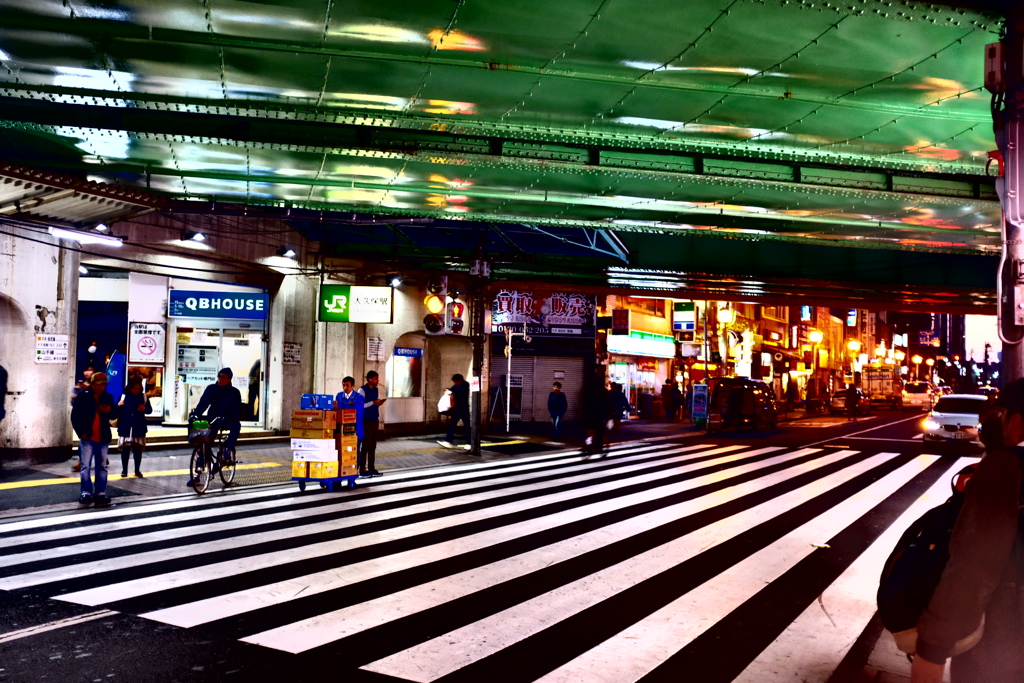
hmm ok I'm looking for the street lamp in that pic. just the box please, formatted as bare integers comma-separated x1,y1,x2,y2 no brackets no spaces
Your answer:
925,357,935,383
808,329,824,407
911,354,923,380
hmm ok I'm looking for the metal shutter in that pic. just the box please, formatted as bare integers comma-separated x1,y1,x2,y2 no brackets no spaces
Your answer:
534,357,584,422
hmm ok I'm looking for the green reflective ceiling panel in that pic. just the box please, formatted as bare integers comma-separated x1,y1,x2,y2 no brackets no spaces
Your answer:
0,0,1005,255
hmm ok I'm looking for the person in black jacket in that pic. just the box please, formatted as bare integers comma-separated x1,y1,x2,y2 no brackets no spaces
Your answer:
582,368,611,455
117,377,153,478
548,382,568,439
438,374,471,450
191,368,242,460
69,372,119,507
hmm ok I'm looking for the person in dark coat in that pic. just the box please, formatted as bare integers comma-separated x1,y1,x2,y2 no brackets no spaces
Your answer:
845,384,859,421
70,372,119,507
661,380,678,422
358,370,386,475
583,369,611,455
439,374,471,451
548,382,568,439
609,382,630,432
117,377,152,478
191,368,242,458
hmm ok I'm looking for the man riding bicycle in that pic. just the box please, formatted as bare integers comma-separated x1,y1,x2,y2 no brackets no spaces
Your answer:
190,368,242,463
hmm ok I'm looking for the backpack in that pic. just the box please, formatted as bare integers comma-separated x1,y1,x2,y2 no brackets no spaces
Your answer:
877,462,981,655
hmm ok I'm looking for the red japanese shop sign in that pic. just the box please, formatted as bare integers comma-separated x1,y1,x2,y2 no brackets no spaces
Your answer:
491,290,596,338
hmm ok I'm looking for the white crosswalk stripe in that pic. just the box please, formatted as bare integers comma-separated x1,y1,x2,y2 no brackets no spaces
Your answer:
0,441,959,682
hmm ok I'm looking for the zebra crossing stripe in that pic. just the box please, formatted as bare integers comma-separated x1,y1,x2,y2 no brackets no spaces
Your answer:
239,449,862,654
0,443,720,568
129,447,795,625
46,445,764,603
0,609,117,644
358,453,922,682
731,456,973,683
514,454,932,683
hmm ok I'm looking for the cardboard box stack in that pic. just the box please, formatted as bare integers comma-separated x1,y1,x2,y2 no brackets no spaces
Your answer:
290,408,359,480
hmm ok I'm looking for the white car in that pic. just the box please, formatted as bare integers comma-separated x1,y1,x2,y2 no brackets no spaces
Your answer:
902,381,935,411
922,394,989,445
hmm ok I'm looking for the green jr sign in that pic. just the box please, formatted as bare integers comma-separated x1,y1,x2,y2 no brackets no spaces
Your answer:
318,285,394,323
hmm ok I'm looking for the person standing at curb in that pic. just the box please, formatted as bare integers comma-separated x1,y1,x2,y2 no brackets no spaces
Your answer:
911,378,1024,682
117,377,152,478
548,382,568,439
358,370,385,476
70,372,119,507
439,374,471,451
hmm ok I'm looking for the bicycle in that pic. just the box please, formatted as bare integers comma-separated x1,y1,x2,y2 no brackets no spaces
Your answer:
187,417,237,493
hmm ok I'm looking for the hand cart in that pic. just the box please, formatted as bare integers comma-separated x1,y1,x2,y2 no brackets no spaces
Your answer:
293,474,360,492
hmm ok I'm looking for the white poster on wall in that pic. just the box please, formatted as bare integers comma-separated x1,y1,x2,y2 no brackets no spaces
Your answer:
283,342,301,365
176,345,219,384
35,334,69,363
129,323,166,364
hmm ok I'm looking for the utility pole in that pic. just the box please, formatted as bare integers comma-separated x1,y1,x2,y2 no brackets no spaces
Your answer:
468,245,490,457
994,7,1024,382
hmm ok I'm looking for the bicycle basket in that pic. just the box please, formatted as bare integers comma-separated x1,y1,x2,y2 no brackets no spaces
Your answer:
188,420,213,445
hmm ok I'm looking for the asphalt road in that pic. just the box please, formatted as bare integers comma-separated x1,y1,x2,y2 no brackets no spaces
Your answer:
0,410,979,683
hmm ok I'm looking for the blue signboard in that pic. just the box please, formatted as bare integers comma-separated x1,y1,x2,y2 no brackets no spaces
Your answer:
394,347,423,358
168,290,269,319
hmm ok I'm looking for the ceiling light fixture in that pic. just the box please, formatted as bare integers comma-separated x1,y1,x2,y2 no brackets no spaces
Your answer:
94,223,109,232
49,226,123,247
182,230,206,242
79,265,89,275
387,272,403,288
276,246,297,258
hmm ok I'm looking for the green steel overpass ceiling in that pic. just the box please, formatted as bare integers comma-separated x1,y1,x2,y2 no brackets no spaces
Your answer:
0,0,1007,256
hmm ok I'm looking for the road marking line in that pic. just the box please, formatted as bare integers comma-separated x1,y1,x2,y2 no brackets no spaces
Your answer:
805,414,924,449
844,437,922,443
0,610,117,644
0,463,282,491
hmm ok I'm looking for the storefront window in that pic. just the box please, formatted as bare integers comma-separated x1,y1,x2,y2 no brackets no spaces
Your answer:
387,347,423,398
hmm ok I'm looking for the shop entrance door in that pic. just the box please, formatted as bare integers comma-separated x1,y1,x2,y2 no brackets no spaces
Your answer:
222,329,265,425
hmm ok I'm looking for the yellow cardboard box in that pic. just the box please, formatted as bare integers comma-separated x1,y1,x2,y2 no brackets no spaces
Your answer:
340,450,357,467
290,427,335,439
290,413,336,430
319,461,340,478
292,409,328,419
291,461,309,478
340,464,359,478
339,408,358,424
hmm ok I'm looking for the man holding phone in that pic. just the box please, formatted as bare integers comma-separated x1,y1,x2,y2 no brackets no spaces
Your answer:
357,370,386,477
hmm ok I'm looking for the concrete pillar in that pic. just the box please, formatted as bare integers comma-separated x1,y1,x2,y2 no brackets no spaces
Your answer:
998,8,1024,383
0,225,79,464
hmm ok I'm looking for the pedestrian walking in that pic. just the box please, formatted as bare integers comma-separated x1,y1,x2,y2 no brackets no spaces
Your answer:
438,374,472,450
117,377,152,478
609,382,630,432
358,370,386,476
583,369,611,455
548,382,568,439
661,380,678,422
69,372,119,507
845,384,859,421
912,378,1024,682
785,379,800,414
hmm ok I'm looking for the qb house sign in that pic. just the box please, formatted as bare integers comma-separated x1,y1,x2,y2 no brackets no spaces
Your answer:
318,285,394,323
168,290,269,319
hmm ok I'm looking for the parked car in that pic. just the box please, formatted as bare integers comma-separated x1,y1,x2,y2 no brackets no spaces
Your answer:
902,381,935,411
829,387,872,416
922,394,989,446
706,378,778,432
977,385,999,398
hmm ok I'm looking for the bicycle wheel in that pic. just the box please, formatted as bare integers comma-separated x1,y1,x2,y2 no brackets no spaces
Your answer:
190,446,211,494
218,446,236,485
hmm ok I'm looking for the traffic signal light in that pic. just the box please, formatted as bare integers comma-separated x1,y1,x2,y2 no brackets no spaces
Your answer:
447,299,466,335
423,276,447,335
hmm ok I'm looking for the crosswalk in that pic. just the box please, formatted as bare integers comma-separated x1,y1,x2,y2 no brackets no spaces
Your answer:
0,440,976,682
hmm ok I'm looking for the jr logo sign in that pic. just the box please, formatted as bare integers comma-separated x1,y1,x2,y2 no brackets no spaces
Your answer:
323,294,348,314
318,285,393,323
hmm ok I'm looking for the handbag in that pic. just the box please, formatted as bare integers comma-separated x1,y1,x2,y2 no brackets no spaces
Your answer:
437,390,453,415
